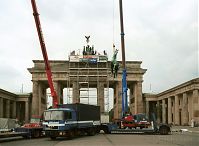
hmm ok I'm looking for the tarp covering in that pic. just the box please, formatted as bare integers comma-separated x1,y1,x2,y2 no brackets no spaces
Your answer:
0,118,16,129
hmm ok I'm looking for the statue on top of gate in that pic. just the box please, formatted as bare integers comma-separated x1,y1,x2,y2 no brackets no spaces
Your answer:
111,44,119,78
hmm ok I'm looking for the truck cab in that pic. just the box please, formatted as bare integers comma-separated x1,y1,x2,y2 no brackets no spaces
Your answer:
43,108,77,131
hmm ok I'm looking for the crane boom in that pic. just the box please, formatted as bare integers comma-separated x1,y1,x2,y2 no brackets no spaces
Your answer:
119,0,128,116
31,0,58,108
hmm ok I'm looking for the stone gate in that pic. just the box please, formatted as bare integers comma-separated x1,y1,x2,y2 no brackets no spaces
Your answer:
28,55,146,120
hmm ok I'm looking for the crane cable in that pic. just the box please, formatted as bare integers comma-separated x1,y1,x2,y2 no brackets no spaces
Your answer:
112,0,116,52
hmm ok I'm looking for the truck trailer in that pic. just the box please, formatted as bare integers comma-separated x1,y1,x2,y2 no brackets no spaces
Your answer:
43,103,101,139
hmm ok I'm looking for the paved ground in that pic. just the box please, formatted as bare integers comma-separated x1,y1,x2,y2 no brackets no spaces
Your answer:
0,129,198,146
171,126,199,133
0,126,198,146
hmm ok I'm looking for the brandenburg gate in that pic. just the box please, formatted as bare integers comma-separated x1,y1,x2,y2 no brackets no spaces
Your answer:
28,51,146,120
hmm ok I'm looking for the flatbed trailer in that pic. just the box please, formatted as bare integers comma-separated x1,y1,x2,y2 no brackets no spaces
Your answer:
0,131,28,138
101,122,171,135
14,127,43,138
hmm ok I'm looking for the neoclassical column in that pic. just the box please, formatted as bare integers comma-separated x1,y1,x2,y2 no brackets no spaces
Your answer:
134,81,144,113
182,93,188,125
129,84,134,114
162,99,166,123
113,81,122,119
174,95,180,125
6,100,10,118
145,101,149,118
31,81,39,119
168,97,172,124
133,83,137,114
97,82,105,112
38,83,48,115
25,101,29,123
0,97,3,118
156,100,161,123
193,89,199,103
12,101,16,119
193,90,199,117
72,82,80,103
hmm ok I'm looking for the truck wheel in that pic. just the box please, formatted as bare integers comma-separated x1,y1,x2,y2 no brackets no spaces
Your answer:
68,131,75,139
87,128,96,136
33,130,40,138
159,126,169,135
50,136,56,140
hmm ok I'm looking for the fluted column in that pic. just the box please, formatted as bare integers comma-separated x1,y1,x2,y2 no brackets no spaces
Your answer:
25,101,29,123
156,100,161,123
129,84,134,114
114,81,122,119
133,83,137,114
31,81,39,119
97,82,104,112
12,101,16,119
146,101,149,118
0,97,3,118
193,90,199,117
162,99,166,123
134,82,143,113
174,95,180,125
72,82,80,103
182,93,188,125
6,100,10,118
168,97,172,124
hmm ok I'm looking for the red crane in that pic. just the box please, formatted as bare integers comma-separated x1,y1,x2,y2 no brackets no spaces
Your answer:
31,0,58,108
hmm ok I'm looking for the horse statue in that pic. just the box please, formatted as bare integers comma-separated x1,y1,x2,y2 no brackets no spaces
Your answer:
111,47,119,78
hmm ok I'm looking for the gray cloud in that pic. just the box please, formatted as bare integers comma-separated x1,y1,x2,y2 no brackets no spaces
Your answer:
0,0,198,94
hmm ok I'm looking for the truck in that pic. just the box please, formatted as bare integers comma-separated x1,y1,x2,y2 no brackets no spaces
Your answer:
43,103,100,139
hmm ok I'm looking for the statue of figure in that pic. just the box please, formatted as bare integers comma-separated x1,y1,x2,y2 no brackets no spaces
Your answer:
85,36,90,44
111,48,119,78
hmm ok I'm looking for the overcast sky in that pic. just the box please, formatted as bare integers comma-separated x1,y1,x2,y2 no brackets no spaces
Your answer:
0,0,198,95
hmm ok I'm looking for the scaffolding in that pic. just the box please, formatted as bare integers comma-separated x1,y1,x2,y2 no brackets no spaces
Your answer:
67,50,110,112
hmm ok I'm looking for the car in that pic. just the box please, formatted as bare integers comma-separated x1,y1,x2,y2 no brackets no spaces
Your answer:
121,113,151,129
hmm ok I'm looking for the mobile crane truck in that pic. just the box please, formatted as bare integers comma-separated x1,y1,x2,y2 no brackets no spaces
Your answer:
100,0,171,135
